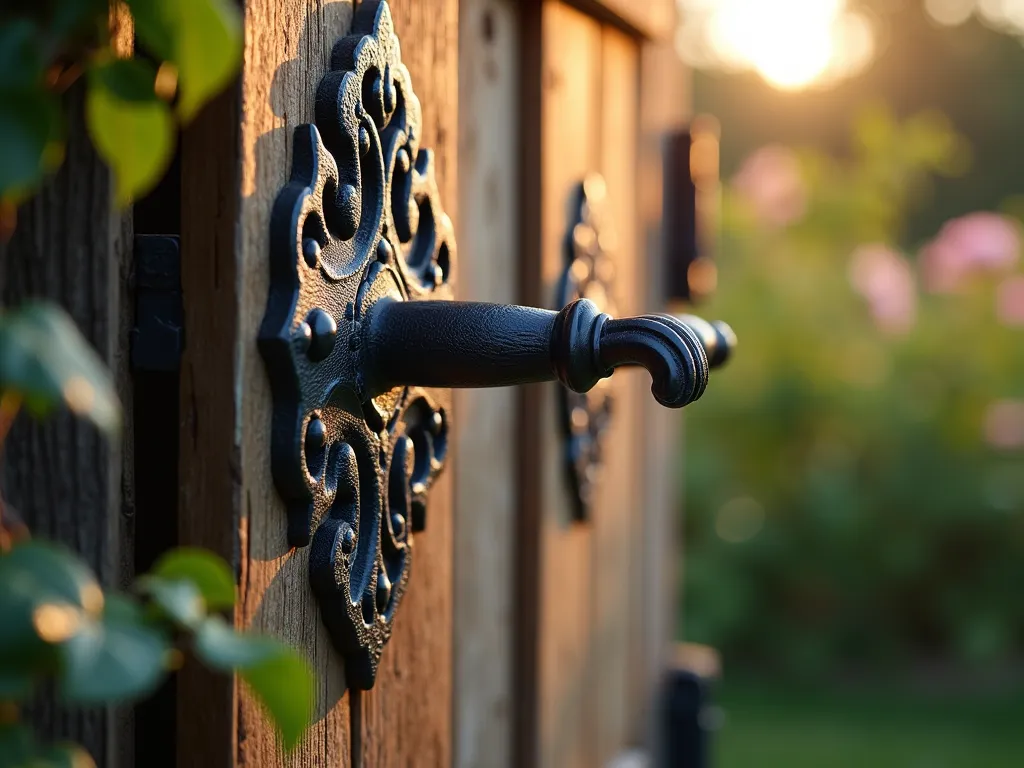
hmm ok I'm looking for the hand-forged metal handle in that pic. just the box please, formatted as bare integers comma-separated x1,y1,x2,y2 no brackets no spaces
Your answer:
667,313,737,369
360,298,734,408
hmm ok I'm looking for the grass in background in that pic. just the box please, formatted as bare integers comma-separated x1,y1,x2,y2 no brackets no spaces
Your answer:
712,679,1024,767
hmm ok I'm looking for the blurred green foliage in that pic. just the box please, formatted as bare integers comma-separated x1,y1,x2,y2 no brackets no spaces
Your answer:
714,679,1024,768
682,107,1024,676
0,0,242,210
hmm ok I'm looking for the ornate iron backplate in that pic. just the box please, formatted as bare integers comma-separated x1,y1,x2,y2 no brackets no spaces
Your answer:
557,174,617,521
258,0,453,690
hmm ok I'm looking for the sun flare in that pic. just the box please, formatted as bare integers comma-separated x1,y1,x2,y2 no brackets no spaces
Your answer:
677,0,875,90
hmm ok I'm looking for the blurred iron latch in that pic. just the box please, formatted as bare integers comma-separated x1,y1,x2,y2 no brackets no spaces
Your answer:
130,235,183,372
664,117,721,304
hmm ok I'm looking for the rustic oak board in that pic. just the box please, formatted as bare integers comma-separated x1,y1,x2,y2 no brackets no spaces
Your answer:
565,0,676,40
535,5,602,768
585,23,641,765
454,1,519,766
179,1,357,766
353,1,458,765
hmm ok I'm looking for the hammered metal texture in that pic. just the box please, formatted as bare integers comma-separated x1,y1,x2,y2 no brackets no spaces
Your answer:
258,0,453,690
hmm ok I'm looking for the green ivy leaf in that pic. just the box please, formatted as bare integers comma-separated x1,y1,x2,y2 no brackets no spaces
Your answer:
150,548,236,611
51,0,112,40
0,665,35,700
0,88,63,202
241,651,314,752
136,576,205,628
0,19,45,90
0,542,100,680
126,0,176,63
193,616,281,670
135,0,242,122
85,58,173,204
0,542,102,614
101,594,147,625
89,57,163,102
195,617,313,750
175,0,242,121
59,615,170,704
0,722,35,767
0,724,95,768
0,302,121,434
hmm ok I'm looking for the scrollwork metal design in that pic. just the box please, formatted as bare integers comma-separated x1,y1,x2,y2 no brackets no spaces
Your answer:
557,174,617,520
259,0,453,689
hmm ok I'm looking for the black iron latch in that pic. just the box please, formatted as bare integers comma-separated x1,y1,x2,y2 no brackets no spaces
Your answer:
131,235,183,372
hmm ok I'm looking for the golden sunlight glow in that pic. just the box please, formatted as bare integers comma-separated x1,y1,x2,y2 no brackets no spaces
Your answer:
677,0,876,90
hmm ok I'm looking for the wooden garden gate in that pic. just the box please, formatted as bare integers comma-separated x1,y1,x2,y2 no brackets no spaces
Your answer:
3,1,695,765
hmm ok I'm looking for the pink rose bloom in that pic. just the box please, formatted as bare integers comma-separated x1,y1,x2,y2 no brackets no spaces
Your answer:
849,244,917,335
996,275,1024,327
920,212,1021,293
984,399,1024,450
732,145,808,229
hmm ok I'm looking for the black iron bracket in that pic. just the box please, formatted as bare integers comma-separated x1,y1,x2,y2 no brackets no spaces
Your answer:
259,0,735,689
131,235,183,373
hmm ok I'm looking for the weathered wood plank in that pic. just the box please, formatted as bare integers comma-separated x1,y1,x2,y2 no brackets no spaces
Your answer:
564,0,676,41
534,5,602,768
585,24,641,766
0,11,134,767
455,1,519,766
178,2,357,766
354,1,458,765
237,1,356,766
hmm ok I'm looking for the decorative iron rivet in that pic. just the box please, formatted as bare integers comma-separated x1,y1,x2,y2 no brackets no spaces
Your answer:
358,126,371,157
390,512,406,540
294,321,313,353
430,411,444,435
337,184,359,241
302,237,321,268
384,76,397,115
305,308,337,361
375,568,392,613
396,148,411,174
376,238,394,264
339,522,356,554
306,416,327,453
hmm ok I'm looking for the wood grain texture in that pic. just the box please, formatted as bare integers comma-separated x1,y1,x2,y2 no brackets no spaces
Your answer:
0,14,134,768
535,6,601,768
584,25,640,766
513,1,544,764
454,1,518,766
354,1,457,765
178,80,243,768
234,2,356,767
179,2,358,767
